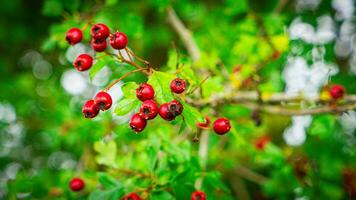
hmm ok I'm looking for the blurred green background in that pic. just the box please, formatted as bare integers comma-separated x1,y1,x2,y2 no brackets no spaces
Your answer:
0,0,355,199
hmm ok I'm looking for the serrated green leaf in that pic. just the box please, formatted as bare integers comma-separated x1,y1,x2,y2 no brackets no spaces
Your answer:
201,77,223,98
89,56,114,80
179,65,198,87
180,101,204,132
88,187,124,200
121,82,138,98
147,71,175,104
93,140,117,167
98,172,122,189
114,99,139,116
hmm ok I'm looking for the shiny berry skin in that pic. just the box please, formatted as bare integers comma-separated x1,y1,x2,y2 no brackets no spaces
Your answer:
90,23,110,40
213,118,231,135
82,100,99,118
168,100,183,116
91,38,107,52
136,83,155,101
69,177,85,192
129,113,147,132
139,100,159,120
197,116,210,129
123,193,141,200
158,103,175,121
191,191,206,200
329,84,345,100
109,32,128,50
170,78,186,94
73,54,93,71
65,28,83,45
94,91,112,111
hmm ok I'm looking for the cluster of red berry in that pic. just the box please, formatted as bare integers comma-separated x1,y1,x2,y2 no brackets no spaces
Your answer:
69,177,207,200
82,91,112,118
66,23,128,72
129,78,186,133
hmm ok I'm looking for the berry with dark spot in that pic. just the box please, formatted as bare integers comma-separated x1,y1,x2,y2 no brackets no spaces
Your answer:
94,91,112,111
82,100,99,118
123,193,141,200
109,32,128,50
129,113,147,132
65,28,83,45
90,23,110,40
136,83,155,101
191,191,206,200
170,78,186,94
139,100,159,120
73,54,93,71
91,38,107,52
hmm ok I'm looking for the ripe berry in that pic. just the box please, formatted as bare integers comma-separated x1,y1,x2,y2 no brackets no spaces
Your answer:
170,78,186,94
129,113,147,132
197,116,210,129
139,100,159,120
109,32,128,50
329,84,345,100
65,28,83,45
213,118,231,135
191,191,206,200
82,100,99,118
136,83,155,101
91,38,107,52
168,100,183,116
69,177,85,192
94,91,112,111
73,54,93,71
123,193,141,200
158,103,175,121
90,23,110,40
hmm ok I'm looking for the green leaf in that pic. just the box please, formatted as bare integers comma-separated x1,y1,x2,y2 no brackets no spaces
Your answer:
98,172,122,189
147,71,175,104
180,101,204,132
201,77,223,98
309,115,335,138
121,82,138,98
89,56,114,80
179,65,198,87
93,140,117,167
88,187,124,200
114,98,139,116
42,0,63,17
105,0,118,6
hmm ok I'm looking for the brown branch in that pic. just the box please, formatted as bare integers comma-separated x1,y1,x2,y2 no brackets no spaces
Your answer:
166,6,200,62
234,166,268,184
103,68,147,92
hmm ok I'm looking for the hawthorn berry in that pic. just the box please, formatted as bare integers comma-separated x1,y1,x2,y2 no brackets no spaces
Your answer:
136,83,155,101
329,84,345,100
69,177,85,192
169,100,183,116
191,191,206,200
213,118,231,135
82,99,99,118
139,100,159,120
90,23,110,40
254,136,270,150
123,192,141,200
109,32,128,50
94,91,112,111
158,103,175,121
65,28,83,45
170,78,186,94
73,54,93,71
129,113,147,132
91,38,107,52
197,116,210,129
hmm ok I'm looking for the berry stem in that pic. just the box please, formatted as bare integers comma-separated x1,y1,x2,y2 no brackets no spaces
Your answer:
103,68,148,92
187,75,210,95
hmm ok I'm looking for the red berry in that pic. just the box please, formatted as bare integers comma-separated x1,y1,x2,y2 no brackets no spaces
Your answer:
129,113,147,132
109,32,128,50
82,100,99,118
69,177,85,192
191,191,206,200
91,38,107,52
139,100,159,120
136,83,155,101
90,23,110,40
254,136,270,150
94,91,112,111
123,193,141,200
158,103,175,121
213,118,231,135
168,100,183,116
73,54,93,71
170,78,186,94
197,116,210,129
329,84,345,100
65,28,83,45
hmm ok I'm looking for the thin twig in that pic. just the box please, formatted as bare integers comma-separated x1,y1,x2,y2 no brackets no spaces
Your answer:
187,75,210,95
103,68,147,92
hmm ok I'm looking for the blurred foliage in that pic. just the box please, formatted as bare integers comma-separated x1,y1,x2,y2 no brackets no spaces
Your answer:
0,0,355,199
